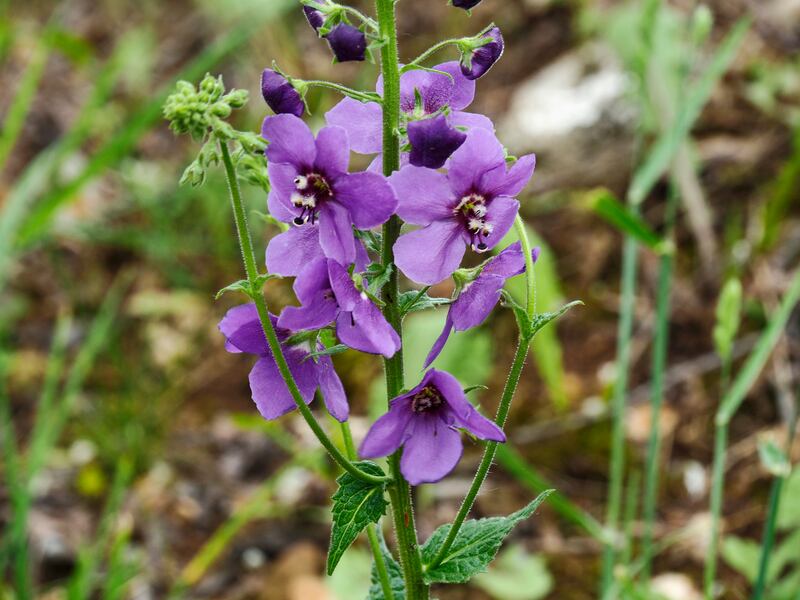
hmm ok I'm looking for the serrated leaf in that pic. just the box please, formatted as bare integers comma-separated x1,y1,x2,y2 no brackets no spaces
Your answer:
420,491,553,584
328,461,388,576
527,301,583,341
758,438,791,477
398,290,449,315
215,273,281,300
367,528,405,600
365,262,394,295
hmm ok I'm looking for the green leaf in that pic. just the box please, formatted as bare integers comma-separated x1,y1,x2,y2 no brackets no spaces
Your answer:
758,439,791,477
721,535,761,583
526,301,583,342
366,262,394,296
398,290,449,315
472,545,553,600
356,229,383,255
777,469,800,530
307,344,349,360
420,491,553,584
500,289,531,334
712,277,743,363
328,462,388,576
587,190,668,253
215,273,280,300
463,385,489,395
367,529,405,600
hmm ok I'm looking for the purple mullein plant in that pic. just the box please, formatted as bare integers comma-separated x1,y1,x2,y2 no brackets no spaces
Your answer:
262,114,397,267
359,369,505,485
278,257,401,358
425,242,541,367
460,26,504,80
219,304,349,422
390,128,536,285
261,69,305,117
325,61,493,169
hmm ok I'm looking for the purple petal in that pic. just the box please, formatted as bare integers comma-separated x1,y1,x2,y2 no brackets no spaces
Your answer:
488,154,536,198
423,314,453,368
219,304,267,355
359,398,413,458
427,369,505,442
325,98,383,155
394,221,466,285
267,162,301,223
249,352,317,420
482,242,526,278
303,6,324,31
432,62,476,111
389,165,454,225
261,69,305,117
461,27,504,80
407,115,467,170
327,260,361,311
395,67,453,114
452,0,482,10
316,355,349,422
315,126,350,176
483,196,520,251
446,128,506,198
399,414,463,485
333,172,398,229
336,302,401,358
318,201,357,266
327,23,367,62
262,114,316,168
292,257,331,303
449,111,495,132
265,225,325,277
278,293,338,331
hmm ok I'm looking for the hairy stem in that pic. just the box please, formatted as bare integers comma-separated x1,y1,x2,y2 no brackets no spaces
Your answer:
374,1,428,598
426,216,537,569
218,140,386,486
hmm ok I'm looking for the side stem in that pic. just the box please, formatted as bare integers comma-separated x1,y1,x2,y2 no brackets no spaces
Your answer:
218,140,386,486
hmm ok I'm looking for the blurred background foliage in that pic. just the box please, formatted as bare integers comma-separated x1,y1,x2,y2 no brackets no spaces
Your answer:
0,0,798,598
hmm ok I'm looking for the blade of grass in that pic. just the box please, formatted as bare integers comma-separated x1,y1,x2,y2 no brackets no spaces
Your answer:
15,0,295,248
587,190,668,253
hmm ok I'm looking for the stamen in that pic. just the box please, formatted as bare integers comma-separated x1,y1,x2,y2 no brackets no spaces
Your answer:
411,386,445,413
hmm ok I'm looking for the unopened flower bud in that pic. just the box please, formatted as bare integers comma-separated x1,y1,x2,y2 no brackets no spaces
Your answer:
261,69,306,117
460,26,504,80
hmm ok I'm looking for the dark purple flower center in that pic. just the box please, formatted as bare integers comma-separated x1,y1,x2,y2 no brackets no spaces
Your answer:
292,172,332,225
411,385,445,414
454,192,492,252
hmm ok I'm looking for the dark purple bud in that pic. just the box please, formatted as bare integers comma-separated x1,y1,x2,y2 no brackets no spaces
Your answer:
451,0,482,9
261,69,305,117
407,115,467,169
326,23,367,62
303,6,325,32
461,27,504,80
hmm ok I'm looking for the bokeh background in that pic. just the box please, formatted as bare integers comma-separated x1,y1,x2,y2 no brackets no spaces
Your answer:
2,0,799,598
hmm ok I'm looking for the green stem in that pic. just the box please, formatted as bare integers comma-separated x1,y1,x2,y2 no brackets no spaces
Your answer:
426,218,538,569
218,140,386,486
406,39,464,67
640,182,679,576
752,476,784,600
704,422,728,599
600,232,640,594
301,80,380,104
374,1,428,597
341,423,395,600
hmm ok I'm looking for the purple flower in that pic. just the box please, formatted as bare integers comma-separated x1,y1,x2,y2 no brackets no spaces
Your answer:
261,69,305,117
325,62,493,164
265,222,369,277
219,303,349,422
425,242,540,367
262,114,397,267
278,258,401,358
407,114,467,169
461,26,504,80
303,5,366,62
390,128,536,285
359,369,505,485
452,0,483,9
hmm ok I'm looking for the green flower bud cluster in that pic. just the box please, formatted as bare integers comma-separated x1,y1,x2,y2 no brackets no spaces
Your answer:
163,74,249,141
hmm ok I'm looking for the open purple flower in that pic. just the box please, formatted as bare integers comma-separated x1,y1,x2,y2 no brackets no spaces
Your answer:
219,303,349,422
261,69,305,117
325,61,493,167
461,26,504,80
262,114,397,267
425,242,541,367
359,369,505,485
303,5,366,62
278,258,401,358
390,128,536,285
